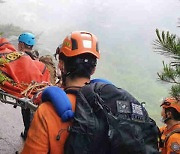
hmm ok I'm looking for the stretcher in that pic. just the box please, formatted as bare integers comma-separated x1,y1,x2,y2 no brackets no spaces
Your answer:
0,89,37,111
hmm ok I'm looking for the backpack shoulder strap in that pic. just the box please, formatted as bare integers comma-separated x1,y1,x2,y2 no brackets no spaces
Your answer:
79,82,111,113
64,86,82,95
164,128,180,144
65,82,107,95
80,82,107,98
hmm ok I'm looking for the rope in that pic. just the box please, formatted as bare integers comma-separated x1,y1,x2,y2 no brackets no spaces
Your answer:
21,81,49,97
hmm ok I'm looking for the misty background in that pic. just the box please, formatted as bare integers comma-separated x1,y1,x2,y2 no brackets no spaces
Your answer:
0,0,180,125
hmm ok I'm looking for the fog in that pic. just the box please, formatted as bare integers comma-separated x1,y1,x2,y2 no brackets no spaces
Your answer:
0,0,180,119
1,0,179,52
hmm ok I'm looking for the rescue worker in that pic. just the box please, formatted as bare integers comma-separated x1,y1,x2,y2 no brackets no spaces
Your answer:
18,33,51,140
18,32,37,60
160,97,180,154
18,32,38,140
21,31,100,153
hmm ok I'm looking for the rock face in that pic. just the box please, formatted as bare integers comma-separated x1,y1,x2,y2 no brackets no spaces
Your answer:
0,102,24,154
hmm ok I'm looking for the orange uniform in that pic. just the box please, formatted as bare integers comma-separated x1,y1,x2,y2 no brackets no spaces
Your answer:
160,124,180,154
21,93,76,154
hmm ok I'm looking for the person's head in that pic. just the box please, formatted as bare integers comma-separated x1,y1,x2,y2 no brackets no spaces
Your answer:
160,97,180,123
18,32,35,52
55,31,100,86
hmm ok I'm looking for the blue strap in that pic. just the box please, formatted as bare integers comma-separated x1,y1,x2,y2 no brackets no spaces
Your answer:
90,78,113,84
42,86,74,122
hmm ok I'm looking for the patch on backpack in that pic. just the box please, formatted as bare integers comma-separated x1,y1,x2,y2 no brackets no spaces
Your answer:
171,142,180,152
116,100,131,113
131,103,143,116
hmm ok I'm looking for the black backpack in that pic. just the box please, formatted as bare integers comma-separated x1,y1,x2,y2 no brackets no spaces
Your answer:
64,82,160,154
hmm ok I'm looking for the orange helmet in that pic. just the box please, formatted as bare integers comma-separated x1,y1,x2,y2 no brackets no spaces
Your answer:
58,31,100,59
160,97,180,112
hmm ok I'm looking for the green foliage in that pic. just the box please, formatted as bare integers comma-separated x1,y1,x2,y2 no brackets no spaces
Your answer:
157,61,180,83
154,29,180,98
170,84,180,98
154,29,180,58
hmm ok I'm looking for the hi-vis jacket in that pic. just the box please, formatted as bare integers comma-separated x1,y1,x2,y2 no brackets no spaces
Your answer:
160,123,180,154
21,93,76,154
0,38,50,98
